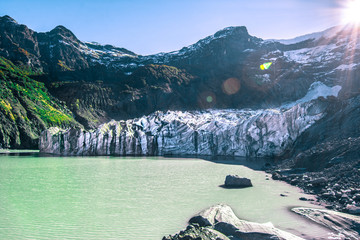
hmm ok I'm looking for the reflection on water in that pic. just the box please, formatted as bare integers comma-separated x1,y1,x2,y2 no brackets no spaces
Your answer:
0,154,332,239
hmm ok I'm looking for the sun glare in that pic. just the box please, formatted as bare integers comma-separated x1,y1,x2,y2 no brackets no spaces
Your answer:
342,0,360,24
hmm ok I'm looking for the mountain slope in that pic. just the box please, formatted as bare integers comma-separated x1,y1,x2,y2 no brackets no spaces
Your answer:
0,57,81,148
2,15,360,143
47,64,198,128
0,16,353,102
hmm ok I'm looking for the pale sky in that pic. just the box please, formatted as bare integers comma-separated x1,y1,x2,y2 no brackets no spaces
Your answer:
0,0,345,55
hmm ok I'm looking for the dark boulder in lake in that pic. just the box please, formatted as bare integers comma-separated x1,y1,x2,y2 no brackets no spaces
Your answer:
224,175,252,188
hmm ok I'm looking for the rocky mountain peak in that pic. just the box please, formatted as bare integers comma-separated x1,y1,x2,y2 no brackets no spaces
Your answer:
49,25,78,40
213,26,249,38
0,15,18,24
196,26,255,46
0,15,42,70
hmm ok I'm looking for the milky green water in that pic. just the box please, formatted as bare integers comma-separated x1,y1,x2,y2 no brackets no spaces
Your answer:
0,153,332,239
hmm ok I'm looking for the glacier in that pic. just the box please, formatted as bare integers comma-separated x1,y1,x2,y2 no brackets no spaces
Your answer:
39,82,339,157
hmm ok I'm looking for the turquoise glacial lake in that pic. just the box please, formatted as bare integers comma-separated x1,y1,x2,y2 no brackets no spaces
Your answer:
0,152,332,239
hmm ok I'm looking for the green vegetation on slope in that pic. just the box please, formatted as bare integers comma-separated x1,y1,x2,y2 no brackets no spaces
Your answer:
0,57,81,149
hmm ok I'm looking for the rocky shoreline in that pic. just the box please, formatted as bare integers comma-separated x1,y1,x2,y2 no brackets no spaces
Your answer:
271,157,360,215
162,155,360,240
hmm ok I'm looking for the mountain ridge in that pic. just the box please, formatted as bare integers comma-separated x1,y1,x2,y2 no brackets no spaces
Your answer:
1,15,360,150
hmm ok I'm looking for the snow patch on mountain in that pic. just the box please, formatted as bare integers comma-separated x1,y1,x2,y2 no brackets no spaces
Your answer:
76,41,138,66
284,44,338,64
84,43,135,57
281,82,341,109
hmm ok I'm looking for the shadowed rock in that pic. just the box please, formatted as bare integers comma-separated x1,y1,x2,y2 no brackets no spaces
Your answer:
223,175,252,188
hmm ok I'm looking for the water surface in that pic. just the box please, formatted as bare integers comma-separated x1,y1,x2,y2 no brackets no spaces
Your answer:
0,153,332,239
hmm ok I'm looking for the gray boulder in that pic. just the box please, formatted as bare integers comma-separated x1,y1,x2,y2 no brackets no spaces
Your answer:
224,175,252,188
188,204,304,240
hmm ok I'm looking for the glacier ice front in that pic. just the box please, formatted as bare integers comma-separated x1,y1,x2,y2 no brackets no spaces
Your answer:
40,95,332,157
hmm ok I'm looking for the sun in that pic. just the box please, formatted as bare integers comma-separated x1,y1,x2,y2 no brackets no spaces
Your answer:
342,0,360,24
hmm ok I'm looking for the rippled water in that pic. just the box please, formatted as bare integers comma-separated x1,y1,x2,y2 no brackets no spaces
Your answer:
0,152,332,239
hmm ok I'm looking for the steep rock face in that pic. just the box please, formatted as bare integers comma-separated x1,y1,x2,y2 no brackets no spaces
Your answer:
46,64,198,129
47,81,117,129
116,64,198,115
0,15,42,70
280,94,360,170
39,97,330,156
36,25,90,73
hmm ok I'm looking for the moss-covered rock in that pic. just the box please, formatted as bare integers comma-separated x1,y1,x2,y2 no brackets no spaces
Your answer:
162,223,229,240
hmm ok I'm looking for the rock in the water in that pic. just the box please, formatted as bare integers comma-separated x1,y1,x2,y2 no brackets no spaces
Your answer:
299,197,314,201
292,207,360,240
224,175,252,188
187,204,304,240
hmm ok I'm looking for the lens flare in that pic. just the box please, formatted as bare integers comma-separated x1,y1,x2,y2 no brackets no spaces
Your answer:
198,91,216,108
260,62,272,70
222,78,241,95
